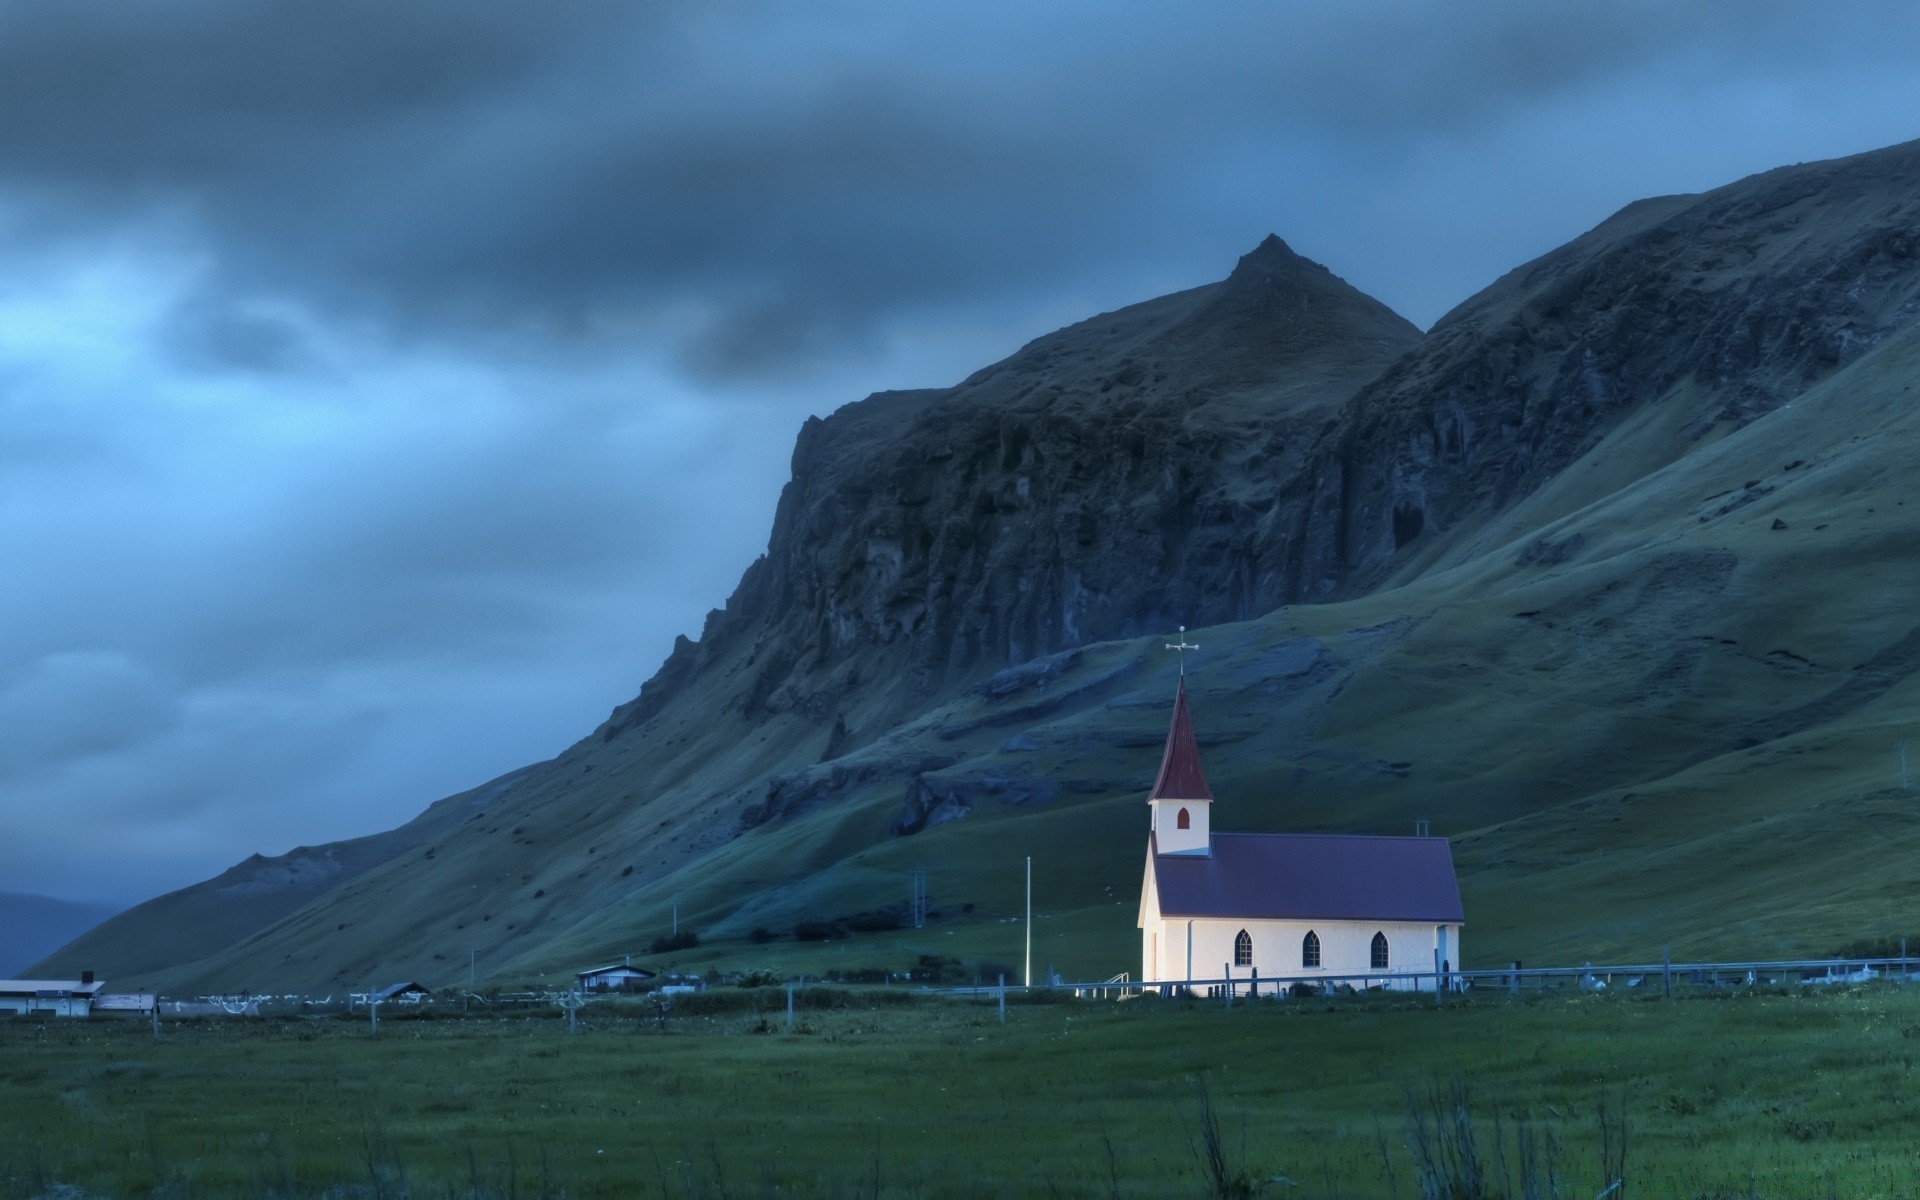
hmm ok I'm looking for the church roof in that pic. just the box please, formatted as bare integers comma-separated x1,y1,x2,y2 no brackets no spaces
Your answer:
1149,681,1213,802
1153,832,1464,923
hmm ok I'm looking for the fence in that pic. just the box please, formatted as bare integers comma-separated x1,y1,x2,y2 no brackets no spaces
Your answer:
58,952,1920,1031
1022,952,1920,1004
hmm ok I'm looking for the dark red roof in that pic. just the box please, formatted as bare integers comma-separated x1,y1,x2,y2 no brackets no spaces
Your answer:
1149,682,1213,802
1153,833,1464,923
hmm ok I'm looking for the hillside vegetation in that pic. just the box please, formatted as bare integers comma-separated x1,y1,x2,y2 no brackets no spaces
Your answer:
39,138,1920,993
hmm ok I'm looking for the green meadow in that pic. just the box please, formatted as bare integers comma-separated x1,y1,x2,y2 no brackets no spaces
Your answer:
6,984,1920,1198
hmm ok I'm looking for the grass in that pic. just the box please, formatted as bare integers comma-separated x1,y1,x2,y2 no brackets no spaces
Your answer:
8,983,1920,1197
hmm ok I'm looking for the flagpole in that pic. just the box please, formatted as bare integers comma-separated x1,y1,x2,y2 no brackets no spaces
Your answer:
1024,855,1032,989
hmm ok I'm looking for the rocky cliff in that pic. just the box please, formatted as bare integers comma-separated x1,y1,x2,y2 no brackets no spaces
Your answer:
1327,142,1920,581
606,234,1420,744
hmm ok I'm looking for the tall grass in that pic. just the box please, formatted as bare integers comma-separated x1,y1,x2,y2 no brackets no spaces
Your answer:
1400,1076,1627,1200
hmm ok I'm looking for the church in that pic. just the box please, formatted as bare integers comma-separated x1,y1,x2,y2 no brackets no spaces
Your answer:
1137,681,1464,993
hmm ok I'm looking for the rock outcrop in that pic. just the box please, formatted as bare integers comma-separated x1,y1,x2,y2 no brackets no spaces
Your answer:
1324,140,1920,579
614,235,1421,737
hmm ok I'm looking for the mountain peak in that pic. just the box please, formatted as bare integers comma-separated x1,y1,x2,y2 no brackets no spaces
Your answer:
1232,233,1305,274
1165,233,1417,361
1214,233,1354,300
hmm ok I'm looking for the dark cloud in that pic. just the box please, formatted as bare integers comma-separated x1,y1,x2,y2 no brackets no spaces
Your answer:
3,0,1912,378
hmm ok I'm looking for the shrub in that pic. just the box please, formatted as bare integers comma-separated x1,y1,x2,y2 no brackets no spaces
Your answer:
1829,935,1920,959
913,954,962,983
844,909,903,933
793,920,837,942
649,930,699,954
973,960,1020,986
748,926,779,944
824,968,889,984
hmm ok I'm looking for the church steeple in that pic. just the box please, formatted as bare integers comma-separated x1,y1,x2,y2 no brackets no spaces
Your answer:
1150,681,1213,803
1148,680,1212,855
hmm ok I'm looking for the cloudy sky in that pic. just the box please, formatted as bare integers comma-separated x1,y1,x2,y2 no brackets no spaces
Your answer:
3,0,1918,908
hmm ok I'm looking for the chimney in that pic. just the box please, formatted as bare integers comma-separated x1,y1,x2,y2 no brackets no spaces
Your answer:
81,970,94,985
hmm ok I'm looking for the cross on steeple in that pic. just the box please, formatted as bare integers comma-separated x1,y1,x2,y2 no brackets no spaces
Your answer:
1164,625,1199,676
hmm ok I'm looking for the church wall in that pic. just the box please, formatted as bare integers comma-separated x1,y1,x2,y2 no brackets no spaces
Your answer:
1145,917,1462,992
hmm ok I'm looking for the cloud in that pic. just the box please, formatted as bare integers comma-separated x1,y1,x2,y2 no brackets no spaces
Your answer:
1,0,1913,376
0,255,799,900
0,651,179,777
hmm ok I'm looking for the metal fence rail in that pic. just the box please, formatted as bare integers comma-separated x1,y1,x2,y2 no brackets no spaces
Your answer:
935,953,1920,1005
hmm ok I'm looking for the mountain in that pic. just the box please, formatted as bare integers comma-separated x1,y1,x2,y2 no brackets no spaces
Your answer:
38,138,1920,991
0,893,118,975
38,767,534,983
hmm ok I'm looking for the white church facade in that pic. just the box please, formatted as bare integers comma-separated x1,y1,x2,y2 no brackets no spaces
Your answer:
1138,682,1464,993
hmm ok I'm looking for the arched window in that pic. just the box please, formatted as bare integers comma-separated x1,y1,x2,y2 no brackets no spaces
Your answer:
1234,929,1252,967
1176,808,1190,829
1302,930,1321,968
1371,931,1390,970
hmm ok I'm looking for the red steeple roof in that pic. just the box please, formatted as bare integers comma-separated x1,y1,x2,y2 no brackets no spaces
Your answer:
1149,681,1213,802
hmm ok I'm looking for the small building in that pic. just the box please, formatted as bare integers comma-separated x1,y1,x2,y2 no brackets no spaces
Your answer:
0,973,106,1017
576,961,656,992
1138,682,1465,993
375,981,434,1004
92,993,156,1015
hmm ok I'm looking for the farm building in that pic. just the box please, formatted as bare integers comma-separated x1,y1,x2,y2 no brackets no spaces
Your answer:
576,961,656,991
375,981,434,1003
1138,682,1465,993
0,973,106,1017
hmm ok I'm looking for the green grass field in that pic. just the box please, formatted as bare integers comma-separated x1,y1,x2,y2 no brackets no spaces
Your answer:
6,984,1920,1199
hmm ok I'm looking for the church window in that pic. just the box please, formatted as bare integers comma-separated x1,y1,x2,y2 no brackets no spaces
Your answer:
1302,930,1321,968
1234,929,1252,967
1371,931,1389,970
1176,808,1190,830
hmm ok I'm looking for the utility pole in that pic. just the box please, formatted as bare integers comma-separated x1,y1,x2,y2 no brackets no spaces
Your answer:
672,899,679,936
1024,856,1032,989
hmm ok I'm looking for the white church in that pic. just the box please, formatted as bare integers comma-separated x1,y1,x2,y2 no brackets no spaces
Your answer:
1138,681,1464,993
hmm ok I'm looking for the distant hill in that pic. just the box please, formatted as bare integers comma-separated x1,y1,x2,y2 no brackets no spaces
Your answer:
45,137,1920,992
0,893,118,975
27,766,536,983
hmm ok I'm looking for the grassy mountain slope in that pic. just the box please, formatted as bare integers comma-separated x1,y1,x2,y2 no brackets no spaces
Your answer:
39,138,1920,992
34,767,533,984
